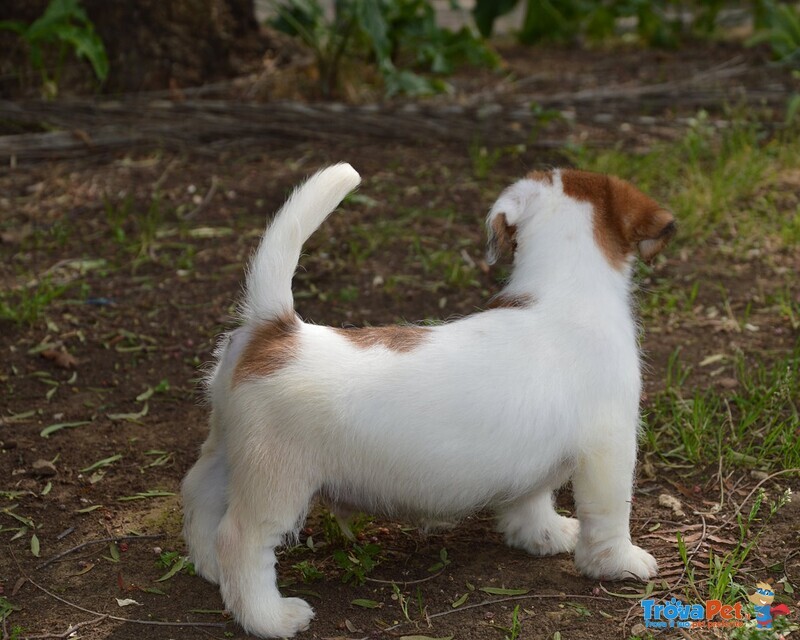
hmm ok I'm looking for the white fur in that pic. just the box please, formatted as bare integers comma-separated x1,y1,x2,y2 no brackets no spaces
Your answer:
182,165,659,638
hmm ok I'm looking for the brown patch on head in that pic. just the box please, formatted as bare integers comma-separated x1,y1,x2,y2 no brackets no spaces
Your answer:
527,169,553,184
232,313,299,386
334,325,430,352
486,293,534,310
487,212,517,263
560,169,676,269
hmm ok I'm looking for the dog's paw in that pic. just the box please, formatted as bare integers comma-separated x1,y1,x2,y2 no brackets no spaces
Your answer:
575,540,658,581
242,597,314,638
503,515,580,557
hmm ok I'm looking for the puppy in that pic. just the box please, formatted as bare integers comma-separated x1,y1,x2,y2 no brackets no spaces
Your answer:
182,164,675,638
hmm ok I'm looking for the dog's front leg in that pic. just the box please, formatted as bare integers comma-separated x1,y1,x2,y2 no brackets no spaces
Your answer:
572,440,658,581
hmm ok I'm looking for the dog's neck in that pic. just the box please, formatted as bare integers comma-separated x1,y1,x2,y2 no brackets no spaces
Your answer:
501,205,635,323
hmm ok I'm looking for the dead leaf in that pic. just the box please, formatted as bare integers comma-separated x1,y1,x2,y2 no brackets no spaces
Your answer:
115,597,142,607
41,348,77,370
69,562,95,577
11,576,26,596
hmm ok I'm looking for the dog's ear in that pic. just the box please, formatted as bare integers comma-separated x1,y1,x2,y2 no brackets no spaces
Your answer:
636,210,676,261
563,170,676,267
608,177,676,262
486,211,517,265
485,189,525,265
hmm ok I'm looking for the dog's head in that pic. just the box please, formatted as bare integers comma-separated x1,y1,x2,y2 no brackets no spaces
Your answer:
486,169,675,270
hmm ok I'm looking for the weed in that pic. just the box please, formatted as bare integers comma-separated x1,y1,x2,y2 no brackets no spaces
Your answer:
332,543,381,584
474,0,723,47
0,596,21,624
0,278,68,326
156,550,196,580
0,0,108,97
293,560,324,583
270,0,496,97
427,547,451,573
704,487,792,603
490,604,522,639
748,0,800,65
391,582,413,623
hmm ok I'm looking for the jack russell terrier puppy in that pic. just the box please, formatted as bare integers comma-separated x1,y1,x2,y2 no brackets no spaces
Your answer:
182,164,675,637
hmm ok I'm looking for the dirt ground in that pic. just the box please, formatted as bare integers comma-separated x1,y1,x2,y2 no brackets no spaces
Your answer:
0,42,799,640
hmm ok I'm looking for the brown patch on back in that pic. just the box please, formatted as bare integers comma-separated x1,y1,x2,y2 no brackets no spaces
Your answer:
560,169,675,269
232,313,299,386
334,325,430,352
486,293,535,310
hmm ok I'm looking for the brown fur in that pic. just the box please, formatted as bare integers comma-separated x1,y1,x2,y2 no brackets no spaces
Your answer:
528,170,554,184
489,212,517,259
232,314,300,385
334,325,430,352
487,293,535,310
560,169,675,269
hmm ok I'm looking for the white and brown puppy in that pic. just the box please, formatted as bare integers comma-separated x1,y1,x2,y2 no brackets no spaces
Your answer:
182,164,675,638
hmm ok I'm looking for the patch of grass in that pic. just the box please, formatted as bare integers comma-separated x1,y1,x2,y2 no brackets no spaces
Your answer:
680,486,792,605
638,272,700,323
103,193,171,264
0,278,68,326
644,343,800,471
571,114,800,248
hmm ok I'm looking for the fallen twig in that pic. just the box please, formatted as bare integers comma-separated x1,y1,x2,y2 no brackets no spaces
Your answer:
359,592,610,638
37,534,164,570
21,615,108,640
12,548,227,631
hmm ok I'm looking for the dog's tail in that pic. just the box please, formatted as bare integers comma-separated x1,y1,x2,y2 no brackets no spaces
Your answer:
242,163,361,322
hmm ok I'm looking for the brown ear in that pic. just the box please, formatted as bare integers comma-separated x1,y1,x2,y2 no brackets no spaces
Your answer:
607,177,676,263
561,172,673,266
636,210,676,261
486,212,517,264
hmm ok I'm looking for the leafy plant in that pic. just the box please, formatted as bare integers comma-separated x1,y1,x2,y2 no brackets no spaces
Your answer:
270,0,496,97
293,559,325,582
156,550,195,581
0,0,108,97
332,542,381,584
748,0,800,65
473,0,726,47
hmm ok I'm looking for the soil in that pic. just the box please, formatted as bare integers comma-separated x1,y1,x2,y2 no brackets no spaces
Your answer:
0,42,798,640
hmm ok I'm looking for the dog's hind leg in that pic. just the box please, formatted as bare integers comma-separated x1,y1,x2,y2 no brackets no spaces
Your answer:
572,440,658,581
497,490,579,556
182,438,227,584
216,453,315,638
